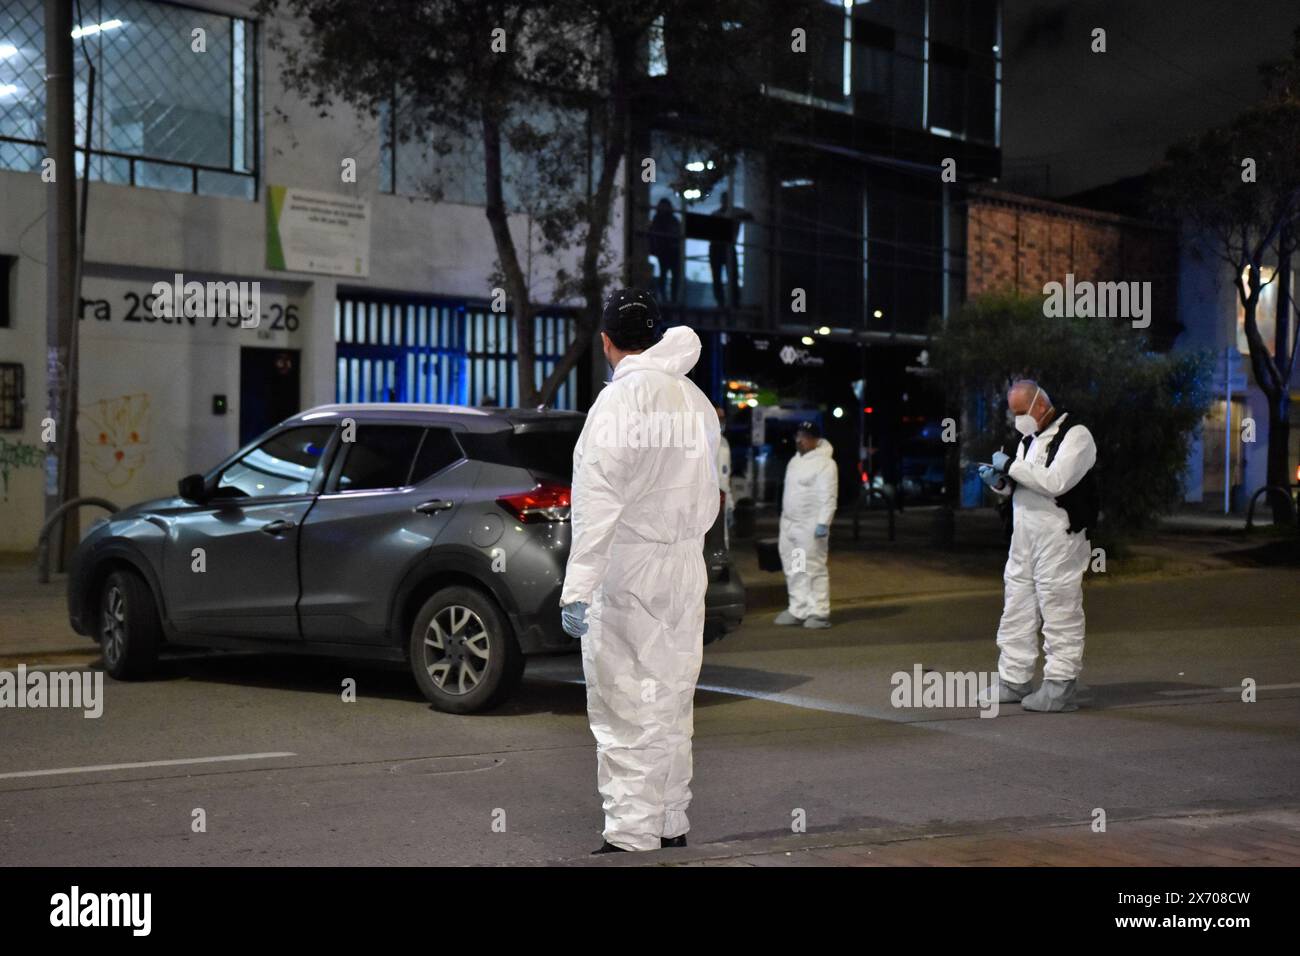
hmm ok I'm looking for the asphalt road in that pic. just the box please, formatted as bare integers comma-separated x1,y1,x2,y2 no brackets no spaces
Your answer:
1,567,1297,865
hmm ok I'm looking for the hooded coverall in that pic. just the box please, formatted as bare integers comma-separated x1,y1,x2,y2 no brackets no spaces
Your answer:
561,327,720,851
991,413,1097,682
716,431,733,547
778,438,838,620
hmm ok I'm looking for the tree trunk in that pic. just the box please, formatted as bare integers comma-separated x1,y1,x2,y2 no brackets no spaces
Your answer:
535,45,633,407
1237,265,1294,523
481,111,538,406
1270,232,1295,524
1265,394,1294,523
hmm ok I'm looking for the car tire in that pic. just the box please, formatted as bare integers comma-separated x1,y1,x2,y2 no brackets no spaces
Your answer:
99,568,162,679
408,586,523,714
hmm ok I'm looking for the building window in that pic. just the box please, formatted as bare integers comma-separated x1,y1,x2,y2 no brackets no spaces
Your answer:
377,95,537,210
0,362,23,430
0,0,258,198
769,0,854,113
764,0,1000,144
645,134,753,313
924,0,1000,144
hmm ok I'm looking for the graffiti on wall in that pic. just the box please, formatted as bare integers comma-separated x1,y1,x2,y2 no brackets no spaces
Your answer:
0,437,45,499
81,393,151,488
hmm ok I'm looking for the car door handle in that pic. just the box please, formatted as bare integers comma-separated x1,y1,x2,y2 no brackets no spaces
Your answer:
260,519,295,535
414,499,454,514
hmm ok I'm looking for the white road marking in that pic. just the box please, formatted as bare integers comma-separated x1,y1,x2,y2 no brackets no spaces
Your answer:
0,752,297,780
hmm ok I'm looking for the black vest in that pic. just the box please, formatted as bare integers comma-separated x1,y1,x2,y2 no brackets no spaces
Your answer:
1000,414,1099,537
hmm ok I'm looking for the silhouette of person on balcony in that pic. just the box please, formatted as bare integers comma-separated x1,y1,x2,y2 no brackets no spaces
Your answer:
648,198,682,304
709,191,750,309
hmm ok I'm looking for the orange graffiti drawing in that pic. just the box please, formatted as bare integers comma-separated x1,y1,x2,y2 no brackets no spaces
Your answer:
81,393,151,488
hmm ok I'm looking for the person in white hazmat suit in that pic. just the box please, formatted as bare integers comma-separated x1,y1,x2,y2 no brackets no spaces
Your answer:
978,380,1098,713
774,421,838,629
715,406,733,544
560,289,720,854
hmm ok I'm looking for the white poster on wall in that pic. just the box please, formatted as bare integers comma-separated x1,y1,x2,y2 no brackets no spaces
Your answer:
267,185,370,277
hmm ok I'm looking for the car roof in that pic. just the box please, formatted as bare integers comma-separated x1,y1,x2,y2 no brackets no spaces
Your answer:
287,403,585,433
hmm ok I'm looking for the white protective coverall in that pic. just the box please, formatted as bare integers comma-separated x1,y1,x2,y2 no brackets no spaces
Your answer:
778,439,838,620
991,413,1097,682
561,326,720,851
716,431,733,546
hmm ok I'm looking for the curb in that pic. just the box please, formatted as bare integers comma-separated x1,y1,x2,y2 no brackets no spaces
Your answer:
0,648,99,668
542,801,1300,867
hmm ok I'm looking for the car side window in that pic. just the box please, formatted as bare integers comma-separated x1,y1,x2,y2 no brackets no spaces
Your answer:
336,425,426,492
410,428,464,484
214,425,333,499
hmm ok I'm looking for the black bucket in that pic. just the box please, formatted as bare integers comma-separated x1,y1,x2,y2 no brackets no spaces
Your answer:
756,537,782,572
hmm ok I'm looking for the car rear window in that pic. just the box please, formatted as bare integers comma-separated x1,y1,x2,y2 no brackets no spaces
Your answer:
410,428,464,483
459,426,580,482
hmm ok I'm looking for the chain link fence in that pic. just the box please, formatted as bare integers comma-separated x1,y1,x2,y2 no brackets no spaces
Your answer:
0,0,256,197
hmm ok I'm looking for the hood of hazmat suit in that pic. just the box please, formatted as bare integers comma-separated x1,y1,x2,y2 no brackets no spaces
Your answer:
562,325,720,851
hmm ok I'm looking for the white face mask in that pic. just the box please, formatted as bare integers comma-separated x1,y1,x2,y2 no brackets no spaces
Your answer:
1013,387,1040,437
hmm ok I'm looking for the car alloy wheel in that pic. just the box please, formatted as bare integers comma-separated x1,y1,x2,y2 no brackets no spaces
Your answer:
422,605,490,696
101,583,127,669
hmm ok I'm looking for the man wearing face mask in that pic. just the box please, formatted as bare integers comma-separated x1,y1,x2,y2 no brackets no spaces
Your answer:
561,288,720,853
977,380,1098,713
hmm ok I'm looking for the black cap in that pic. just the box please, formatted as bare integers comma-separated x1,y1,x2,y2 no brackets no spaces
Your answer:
601,288,660,350
796,420,820,438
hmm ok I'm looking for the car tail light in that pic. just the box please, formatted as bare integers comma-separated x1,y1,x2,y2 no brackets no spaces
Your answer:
498,482,572,523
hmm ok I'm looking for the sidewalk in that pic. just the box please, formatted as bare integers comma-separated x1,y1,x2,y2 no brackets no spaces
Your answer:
0,506,1286,664
0,552,90,666
559,804,1300,867
734,505,1265,614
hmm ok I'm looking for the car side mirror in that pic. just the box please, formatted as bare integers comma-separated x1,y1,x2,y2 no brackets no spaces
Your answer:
178,474,208,503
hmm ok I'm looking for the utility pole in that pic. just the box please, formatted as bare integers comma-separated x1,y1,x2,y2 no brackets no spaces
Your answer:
44,0,79,571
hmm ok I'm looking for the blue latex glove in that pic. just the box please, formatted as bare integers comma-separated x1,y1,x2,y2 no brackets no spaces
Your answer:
978,465,1002,490
991,450,1012,474
561,601,589,639
814,524,829,537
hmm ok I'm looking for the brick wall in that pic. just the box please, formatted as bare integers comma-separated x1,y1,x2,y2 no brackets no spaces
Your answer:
965,187,1180,348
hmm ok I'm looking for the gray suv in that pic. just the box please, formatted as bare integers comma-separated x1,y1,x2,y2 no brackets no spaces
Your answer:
67,404,744,713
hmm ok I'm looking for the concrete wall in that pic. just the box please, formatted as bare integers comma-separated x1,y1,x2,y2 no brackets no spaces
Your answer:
0,1,612,551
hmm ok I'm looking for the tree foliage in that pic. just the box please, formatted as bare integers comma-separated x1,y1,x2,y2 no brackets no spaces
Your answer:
933,291,1213,543
1149,27,1300,520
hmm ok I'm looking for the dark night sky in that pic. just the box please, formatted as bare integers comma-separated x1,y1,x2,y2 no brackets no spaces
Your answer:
1001,0,1300,198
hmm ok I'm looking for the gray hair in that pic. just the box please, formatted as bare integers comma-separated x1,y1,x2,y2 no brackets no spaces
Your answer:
1009,379,1050,410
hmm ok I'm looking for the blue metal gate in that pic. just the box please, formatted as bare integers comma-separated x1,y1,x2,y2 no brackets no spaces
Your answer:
334,293,579,409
